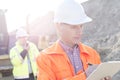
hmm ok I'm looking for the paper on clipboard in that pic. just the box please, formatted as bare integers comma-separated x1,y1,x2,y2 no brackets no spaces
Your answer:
87,61,120,80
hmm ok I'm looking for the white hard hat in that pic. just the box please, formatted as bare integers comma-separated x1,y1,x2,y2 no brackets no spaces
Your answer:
54,0,92,25
16,28,29,38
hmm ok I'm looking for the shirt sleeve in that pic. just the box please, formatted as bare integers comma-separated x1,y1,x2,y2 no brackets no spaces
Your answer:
36,53,56,80
10,48,24,66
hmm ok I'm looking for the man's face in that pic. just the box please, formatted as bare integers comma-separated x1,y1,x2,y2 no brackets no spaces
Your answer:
18,36,28,46
56,23,83,47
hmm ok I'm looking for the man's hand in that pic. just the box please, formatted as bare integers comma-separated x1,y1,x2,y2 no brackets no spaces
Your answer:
24,43,29,51
101,76,112,80
20,43,30,59
85,64,98,77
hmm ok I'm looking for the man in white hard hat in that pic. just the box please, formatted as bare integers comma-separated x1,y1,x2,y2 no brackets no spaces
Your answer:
10,28,39,80
36,0,111,80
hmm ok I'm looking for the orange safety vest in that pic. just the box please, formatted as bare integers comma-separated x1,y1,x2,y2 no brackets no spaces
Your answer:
37,41,101,80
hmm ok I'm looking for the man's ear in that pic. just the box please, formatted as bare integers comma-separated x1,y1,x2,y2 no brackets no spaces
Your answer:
54,23,61,38
55,23,61,31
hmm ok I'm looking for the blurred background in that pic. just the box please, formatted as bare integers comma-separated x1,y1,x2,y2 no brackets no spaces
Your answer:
0,0,120,79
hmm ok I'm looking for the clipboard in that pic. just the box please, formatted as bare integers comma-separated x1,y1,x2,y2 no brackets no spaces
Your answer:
87,61,120,80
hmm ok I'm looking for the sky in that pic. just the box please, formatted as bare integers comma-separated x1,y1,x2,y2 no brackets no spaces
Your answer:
0,0,88,32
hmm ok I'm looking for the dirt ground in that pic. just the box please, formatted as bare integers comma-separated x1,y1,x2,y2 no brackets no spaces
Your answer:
0,70,14,80
0,75,14,80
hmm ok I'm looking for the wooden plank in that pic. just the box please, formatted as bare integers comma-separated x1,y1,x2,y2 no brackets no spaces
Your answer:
0,55,9,60
0,73,2,78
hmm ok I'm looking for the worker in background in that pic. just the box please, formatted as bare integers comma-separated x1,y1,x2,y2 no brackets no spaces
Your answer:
10,28,39,80
36,0,112,80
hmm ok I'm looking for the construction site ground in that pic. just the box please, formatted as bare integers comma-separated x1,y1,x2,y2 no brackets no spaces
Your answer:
0,55,13,80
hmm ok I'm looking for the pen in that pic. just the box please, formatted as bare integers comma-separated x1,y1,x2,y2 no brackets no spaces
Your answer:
87,63,93,66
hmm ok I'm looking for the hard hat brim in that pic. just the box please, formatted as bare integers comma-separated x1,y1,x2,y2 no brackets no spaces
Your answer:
54,16,92,25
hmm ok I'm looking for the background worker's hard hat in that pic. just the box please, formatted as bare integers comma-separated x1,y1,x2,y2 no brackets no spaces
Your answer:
54,0,92,25
16,28,29,38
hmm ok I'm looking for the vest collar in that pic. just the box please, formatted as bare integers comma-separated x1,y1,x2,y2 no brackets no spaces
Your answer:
42,40,90,56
